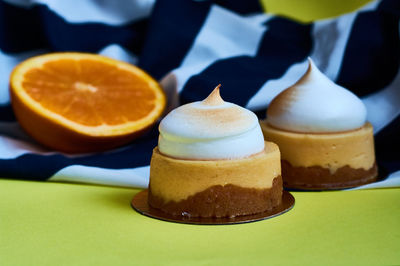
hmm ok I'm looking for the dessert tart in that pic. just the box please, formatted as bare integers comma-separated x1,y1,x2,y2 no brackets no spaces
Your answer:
261,59,378,190
148,85,282,218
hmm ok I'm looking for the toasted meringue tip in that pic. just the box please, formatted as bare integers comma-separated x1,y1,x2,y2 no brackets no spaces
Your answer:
293,57,315,86
307,57,313,71
203,84,225,106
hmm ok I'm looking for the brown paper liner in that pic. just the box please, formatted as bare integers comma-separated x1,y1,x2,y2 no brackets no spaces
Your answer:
131,189,294,225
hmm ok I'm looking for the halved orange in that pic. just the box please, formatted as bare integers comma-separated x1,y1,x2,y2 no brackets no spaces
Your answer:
10,52,166,153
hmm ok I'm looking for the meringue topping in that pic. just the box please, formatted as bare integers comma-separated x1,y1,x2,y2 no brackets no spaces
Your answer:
159,85,265,159
267,58,367,133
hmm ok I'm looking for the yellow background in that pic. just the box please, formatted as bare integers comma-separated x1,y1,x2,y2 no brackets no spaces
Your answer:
1,180,399,265
261,0,375,22
2,0,399,265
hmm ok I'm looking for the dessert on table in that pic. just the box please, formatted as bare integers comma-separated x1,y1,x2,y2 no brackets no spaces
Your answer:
261,58,378,190
148,85,283,218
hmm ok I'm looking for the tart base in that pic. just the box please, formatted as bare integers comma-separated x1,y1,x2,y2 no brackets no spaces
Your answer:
149,176,282,218
133,189,294,225
282,160,378,190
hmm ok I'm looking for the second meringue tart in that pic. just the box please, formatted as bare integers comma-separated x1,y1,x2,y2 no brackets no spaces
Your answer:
261,59,378,190
148,85,282,218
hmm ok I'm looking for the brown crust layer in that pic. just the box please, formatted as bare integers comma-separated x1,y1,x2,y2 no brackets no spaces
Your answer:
282,160,378,190
148,176,283,218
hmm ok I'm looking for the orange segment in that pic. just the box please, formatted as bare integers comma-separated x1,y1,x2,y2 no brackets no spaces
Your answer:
10,52,166,153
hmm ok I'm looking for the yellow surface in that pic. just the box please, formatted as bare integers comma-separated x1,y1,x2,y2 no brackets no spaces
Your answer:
1,179,399,265
150,142,280,202
261,122,375,172
260,0,375,22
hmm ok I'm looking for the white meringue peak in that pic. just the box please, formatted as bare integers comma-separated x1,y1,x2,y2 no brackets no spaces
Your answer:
267,58,367,133
159,85,265,160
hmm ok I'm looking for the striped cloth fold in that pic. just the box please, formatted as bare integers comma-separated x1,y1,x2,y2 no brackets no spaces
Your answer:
0,0,399,189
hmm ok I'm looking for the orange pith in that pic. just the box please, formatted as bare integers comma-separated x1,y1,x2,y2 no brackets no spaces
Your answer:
10,52,166,152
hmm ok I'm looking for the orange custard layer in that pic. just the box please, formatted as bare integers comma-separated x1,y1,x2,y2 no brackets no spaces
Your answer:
149,141,281,203
260,122,375,173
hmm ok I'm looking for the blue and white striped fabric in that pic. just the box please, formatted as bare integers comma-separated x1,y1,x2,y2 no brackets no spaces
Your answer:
1,0,399,189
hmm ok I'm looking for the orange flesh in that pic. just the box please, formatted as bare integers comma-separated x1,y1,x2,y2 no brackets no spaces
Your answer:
21,59,156,126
